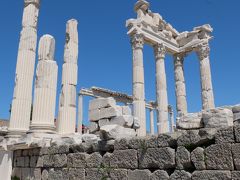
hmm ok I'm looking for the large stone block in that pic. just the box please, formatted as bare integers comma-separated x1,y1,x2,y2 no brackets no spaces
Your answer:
215,127,234,144
158,133,178,148
177,112,203,130
67,153,89,168
128,169,151,180
202,108,233,128
85,168,108,180
86,152,102,168
232,144,240,170
88,122,99,133
110,149,138,169
99,119,110,127
110,115,134,127
109,169,128,180
89,106,121,121
53,154,67,167
191,147,206,170
69,168,85,180
176,146,191,170
48,169,64,180
138,147,175,169
232,171,240,180
205,144,234,170
235,125,240,142
150,170,169,180
42,155,54,167
192,170,231,180
16,157,25,167
89,97,116,110
122,106,132,115
169,170,191,180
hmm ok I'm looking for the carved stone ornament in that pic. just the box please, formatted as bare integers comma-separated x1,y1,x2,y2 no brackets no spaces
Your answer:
174,53,185,67
196,43,210,60
154,43,166,59
131,33,144,49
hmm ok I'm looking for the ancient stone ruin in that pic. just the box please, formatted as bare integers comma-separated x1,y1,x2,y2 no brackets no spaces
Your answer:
0,0,239,179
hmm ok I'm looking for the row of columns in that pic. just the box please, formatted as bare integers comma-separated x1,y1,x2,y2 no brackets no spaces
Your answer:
131,33,215,136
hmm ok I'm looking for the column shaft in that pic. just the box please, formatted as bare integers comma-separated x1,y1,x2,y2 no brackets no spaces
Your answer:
78,94,83,135
197,43,215,110
154,44,169,134
8,0,41,136
131,33,146,137
149,109,154,135
174,54,188,116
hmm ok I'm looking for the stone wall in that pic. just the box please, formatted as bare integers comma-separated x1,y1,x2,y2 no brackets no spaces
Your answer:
11,125,240,180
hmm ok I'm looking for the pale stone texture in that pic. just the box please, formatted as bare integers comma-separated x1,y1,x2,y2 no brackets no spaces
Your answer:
9,0,41,135
177,112,203,129
57,19,78,134
154,43,169,134
89,97,116,110
131,33,146,136
30,35,57,133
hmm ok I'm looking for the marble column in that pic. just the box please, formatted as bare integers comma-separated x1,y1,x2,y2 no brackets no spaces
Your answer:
149,109,154,135
131,33,146,137
154,43,169,134
78,94,83,135
30,35,58,133
8,0,41,136
174,53,188,116
57,19,78,135
196,43,215,110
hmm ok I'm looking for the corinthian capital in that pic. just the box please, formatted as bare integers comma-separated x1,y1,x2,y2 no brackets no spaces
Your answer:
154,43,166,59
24,0,40,7
131,33,144,49
196,43,210,60
174,53,185,66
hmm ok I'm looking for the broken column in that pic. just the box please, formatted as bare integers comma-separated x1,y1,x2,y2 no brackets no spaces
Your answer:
78,94,83,135
131,33,146,137
174,53,188,116
8,0,41,136
196,43,215,110
57,19,78,134
30,35,58,133
154,43,169,134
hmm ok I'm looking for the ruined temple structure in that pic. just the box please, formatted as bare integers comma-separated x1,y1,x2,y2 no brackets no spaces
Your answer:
0,0,239,179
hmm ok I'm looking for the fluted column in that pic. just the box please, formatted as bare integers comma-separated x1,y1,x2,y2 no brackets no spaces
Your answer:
131,33,146,137
154,43,169,134
8,0,41,136
30,35,58,133
78,94,83,135
174,53,188,116
149,109,154,135
196,43,215,110
57,19,78,135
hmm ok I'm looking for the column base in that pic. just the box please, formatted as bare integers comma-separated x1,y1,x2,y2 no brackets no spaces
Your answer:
7,128,28,138
29,123,56,134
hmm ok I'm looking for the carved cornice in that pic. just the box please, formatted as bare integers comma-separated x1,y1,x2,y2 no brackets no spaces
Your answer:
154,43,166,59
196,43,210,60
131,33,144,49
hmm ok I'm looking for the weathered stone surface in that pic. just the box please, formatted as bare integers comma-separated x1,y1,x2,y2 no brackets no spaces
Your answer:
88,122,99,133
169,170,191,180
42,155,54,167
85,168,108,180
69,143,93,154
139,147,175,169
192,170,231,180
41,169,49,180
95,140,115,152
128,137,148,149
69,168,85,180
202,108,233,128
232,171,240,180
232,144,240,170
109,149,138,169
16,157,25,167
22,168,32,180
114,138,129,150
111,115,134,127
215,127,234,144
235,125,240,142
234,112,240,121
99,119,110,127
53,154,67,167
176,146,191,169
89,106,121,121
86,152,102,168
177,112,203,130
133,117,140,129
109,169,128,180
67,153,89,168
205,144,234,170
102,152,112,167
48,169,64,180
100,125,136,140
24,156,30,167
150,170,169,180
82,134,98,144
128,169,151,180
89,97,116,110
32,168,41,180
122,106,132,115
191,147,206,170
233,105,240,113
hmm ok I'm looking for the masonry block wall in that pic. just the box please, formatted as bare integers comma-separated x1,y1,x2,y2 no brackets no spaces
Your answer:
11,125,240,180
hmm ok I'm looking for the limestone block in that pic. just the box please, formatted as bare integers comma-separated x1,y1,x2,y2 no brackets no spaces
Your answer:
86,152,102,168
69,168,85,180
232,144,240,170
42,155,54,167
128,169,151,180
235,125,240,142
202,108,233,128
62,63,78,85
110,149,138,169
59,85,76,107
22,4,39,28
82,134,98,144
176,146,191,170
85,168,108,180
98,119,110,127
157,133,178,148
19,27,37,51
110,115,134,127
205,144,233,170
24,156,30,167
13,74,33,100
109,169,128,180
150,170,169,180
53,154,67,168
48,169,64,180
64,42,78,64
16,157,25,167
122,106,132,115
215,127,234,144
176,112,203,130
69,143,92,154
88,122,99,133
89,97,116,110
38,35,55,61
133,117,140,129
90,107,121,121
114,138,129,150
232,171,240,180
67,153,89,168
191,147,206,170
88,109,100,121
41,169,48,180
169,170,191,180
192,170,231,180
138,147,175,169
16,50,36,76
57,106,76,134
100,125,136,140
66,19,78,44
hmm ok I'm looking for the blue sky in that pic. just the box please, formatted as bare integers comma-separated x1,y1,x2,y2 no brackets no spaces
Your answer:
0,0,239,132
